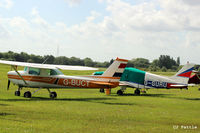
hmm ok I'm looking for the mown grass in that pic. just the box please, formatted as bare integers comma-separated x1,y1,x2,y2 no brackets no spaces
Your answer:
0,64,200,133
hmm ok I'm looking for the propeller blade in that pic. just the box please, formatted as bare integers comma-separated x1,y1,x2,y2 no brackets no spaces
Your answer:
7,80,10,90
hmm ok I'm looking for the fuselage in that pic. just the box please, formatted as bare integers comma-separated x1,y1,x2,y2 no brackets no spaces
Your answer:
8,67,119,89
120,67,187,89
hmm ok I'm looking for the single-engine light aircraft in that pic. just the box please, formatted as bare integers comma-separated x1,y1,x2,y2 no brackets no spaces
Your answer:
94,63,195,95
0,58,128,98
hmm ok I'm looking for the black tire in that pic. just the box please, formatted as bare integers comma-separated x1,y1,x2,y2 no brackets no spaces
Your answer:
99,88,104,93
50,92,57,99
117,90,123,95
134,89,140,95
15,91,20,96
24,91,32,98
198,88,200,91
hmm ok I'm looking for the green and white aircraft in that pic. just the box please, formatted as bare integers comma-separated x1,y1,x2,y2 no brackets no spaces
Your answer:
94,63,195,95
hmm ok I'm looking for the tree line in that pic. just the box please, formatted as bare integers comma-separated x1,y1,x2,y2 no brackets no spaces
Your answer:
0,51,182,72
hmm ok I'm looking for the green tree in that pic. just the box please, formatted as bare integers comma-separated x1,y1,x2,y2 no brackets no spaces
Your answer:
176,57,180,66
157,55,178,69
54,56,69,65
43,55,55,64
69,57,84,66
133,58,150,68
161,66,167,72
84,57,94,67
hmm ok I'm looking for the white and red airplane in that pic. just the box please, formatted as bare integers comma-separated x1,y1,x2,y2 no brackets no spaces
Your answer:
0,58,128,98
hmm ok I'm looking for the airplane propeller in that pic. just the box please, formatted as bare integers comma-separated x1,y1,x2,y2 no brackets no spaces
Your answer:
7,80,10,90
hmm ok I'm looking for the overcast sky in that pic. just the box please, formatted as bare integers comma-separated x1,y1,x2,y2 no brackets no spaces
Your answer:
0,0,199,64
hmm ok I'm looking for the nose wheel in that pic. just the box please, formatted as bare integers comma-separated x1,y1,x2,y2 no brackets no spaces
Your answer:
15,91,21,96
50,92,57,99
47,89,57,99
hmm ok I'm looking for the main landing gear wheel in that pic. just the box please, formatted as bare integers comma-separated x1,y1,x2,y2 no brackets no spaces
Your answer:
134,89,140,95
50,92,57,99
99,88,104,93
24,91,32,98
15,91,20,96
117,90,123,95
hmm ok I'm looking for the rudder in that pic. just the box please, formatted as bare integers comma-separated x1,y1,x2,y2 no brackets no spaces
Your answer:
102,58,128,78
170,63,195,84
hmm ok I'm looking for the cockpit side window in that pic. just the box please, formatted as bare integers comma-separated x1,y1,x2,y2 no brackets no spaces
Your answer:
29,67,40,75
50,69,57,75
44,69,63,76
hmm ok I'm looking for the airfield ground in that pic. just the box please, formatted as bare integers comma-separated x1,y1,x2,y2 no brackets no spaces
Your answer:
0,64,200,133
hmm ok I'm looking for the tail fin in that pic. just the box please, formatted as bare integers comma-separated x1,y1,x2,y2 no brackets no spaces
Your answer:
170,63,195,84
102,58,128,78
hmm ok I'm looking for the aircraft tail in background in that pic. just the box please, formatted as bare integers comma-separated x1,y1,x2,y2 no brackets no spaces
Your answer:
102,58,128,80
170,63,195,84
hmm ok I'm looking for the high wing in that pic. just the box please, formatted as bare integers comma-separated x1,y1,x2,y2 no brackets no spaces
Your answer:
0,60,98,70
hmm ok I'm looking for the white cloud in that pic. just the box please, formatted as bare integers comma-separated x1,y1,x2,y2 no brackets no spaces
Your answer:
30,8,50,30
0,0,13,9
64,0,81,7
0,0,200,63
31,7,39,16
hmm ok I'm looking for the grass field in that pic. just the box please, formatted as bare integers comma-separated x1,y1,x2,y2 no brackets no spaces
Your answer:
0,64,200,133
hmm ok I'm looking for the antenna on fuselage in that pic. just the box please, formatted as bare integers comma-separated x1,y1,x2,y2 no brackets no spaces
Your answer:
56,44,59,57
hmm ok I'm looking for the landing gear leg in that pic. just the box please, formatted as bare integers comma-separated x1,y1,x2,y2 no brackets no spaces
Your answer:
47,89,57,99
134,88,140,95
105,88,111,95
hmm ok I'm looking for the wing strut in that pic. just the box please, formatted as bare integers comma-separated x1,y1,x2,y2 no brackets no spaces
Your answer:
11,65,28,85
